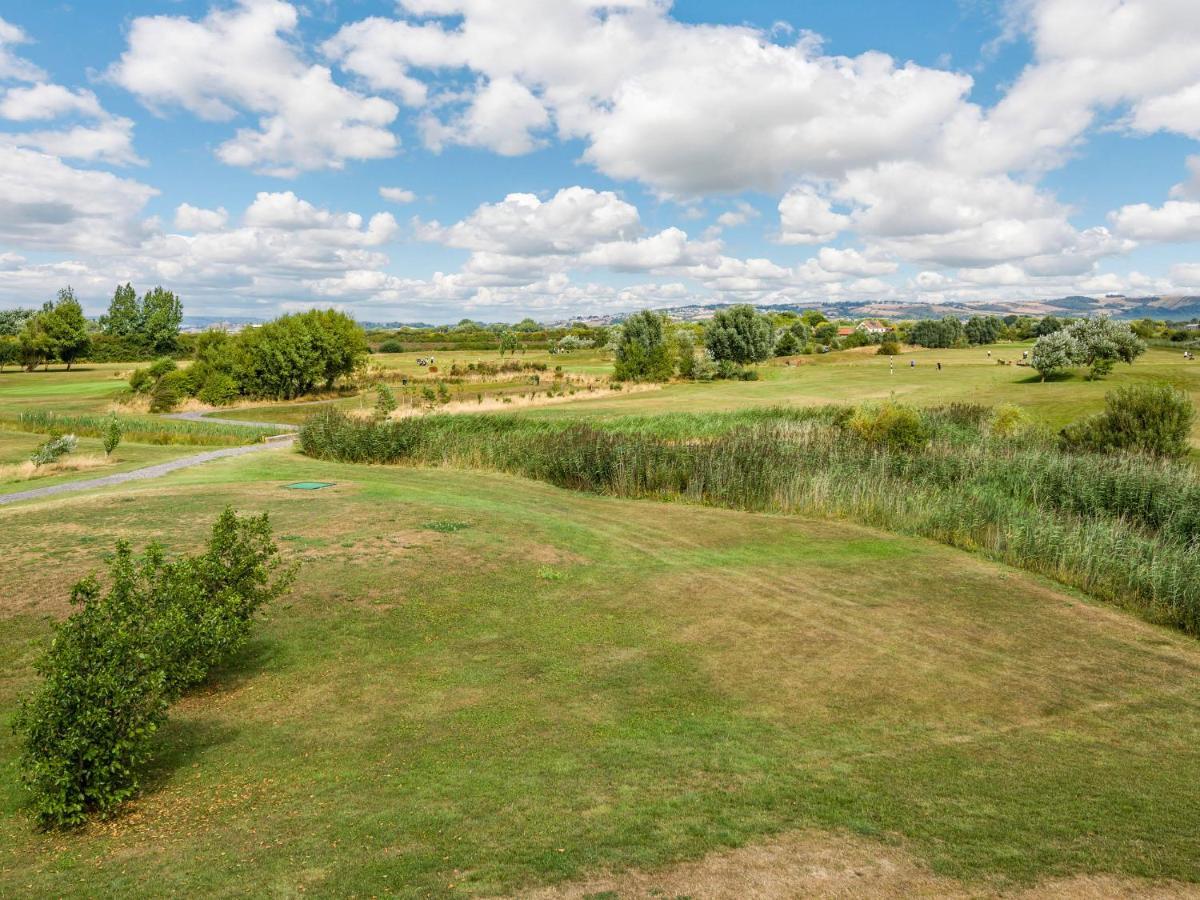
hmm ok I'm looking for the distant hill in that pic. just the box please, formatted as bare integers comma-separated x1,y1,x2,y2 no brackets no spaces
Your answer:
554,295,1200,327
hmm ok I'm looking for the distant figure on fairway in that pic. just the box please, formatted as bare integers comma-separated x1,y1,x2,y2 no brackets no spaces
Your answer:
987,350,992,358
910,359,916,368
937,362,942,371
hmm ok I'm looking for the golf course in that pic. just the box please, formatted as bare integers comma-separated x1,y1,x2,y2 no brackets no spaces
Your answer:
2,333,1200,898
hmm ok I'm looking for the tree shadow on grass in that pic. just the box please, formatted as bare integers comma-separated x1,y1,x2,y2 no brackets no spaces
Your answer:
1014,371,1076,385
135,637,282,805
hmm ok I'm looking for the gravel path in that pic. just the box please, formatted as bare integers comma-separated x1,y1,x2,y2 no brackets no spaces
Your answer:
165,410,300,431
0,437,296,506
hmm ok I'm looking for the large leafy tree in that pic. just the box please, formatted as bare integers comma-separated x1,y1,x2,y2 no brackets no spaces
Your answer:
234,309,367,399
1066,317,1146,379
910,316,965,348
704,305,774,364
0,308,34,337
100,283,141,338
19,289,92,371
140,286,184,354
613,310,673,382
1031,329,1078,382
41,289,92,370
964,315,1003,345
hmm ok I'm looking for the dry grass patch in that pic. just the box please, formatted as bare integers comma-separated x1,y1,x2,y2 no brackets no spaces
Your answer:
522,830,1200,899
0,453,111,484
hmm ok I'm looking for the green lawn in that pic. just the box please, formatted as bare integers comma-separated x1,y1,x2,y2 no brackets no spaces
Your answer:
523,345,1200,443
0,364,136,418
2,448,1199,896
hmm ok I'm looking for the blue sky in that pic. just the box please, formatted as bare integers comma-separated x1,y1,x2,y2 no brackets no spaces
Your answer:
0,0,1198,322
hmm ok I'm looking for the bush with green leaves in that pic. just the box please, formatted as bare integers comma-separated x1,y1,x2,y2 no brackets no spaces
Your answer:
1061,383,1196,458
613,311,674,382
147,357,178,380
1031,330,1078,381
197,373,239,406
877,339,901,356
848,403,930,452
149,369,189,412
13,509,293,829
704,305,774,364
375,383,398,418
378,339,404,353
102,416,122,457
29,432,78,466
909,316,965,349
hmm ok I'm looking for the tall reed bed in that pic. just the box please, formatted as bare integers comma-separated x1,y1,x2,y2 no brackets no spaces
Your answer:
300,407,1200,636
9,410,279,446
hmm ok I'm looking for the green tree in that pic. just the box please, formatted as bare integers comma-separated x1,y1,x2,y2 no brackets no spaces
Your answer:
704,305,773,364
1034,315,1063,337
0,335,17,371
910,316,965,349
774,329,801,356
964,315,1003,345
1065,317,1146,380
1031,329,1078,382
0,308,34,337
102,415,122,457
375,383,397,418
100,283,141,338
513,317,540,333
613,310,673,382
498,330,519,356
140,287,183,354
43,289,92,370
234,310,367,400
800,309,827,326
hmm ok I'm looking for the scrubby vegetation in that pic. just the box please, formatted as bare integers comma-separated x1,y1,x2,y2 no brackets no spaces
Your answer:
1061,383,1195,458
10,410,279,446
12,509,293,828
127,310,368,409
301,394,1200,636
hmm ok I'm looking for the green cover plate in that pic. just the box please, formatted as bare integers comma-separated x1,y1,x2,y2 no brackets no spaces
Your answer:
283,482,335,490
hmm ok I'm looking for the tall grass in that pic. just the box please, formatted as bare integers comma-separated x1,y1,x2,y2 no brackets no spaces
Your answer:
8,410,279,446
300,406,1200,636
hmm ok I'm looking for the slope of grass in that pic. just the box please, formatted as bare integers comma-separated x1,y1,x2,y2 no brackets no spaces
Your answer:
2,450,1200,896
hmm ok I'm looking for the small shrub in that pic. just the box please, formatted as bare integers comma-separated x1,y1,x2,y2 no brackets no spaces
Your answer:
149,370,188,412
422,520,471,533
1061,383,1195,458
102,416,122,457
30,433,77,466
989,403,1029,438
378,339,404,353
847,404,930,452
877,339,900,356
146,357,177,380
374,383,397,418
128,368,153,394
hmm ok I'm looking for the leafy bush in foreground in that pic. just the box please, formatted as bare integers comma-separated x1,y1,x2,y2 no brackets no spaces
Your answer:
1062,383,1196,458
13,509,293,828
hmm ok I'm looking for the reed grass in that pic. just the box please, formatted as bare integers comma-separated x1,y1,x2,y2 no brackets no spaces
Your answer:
299,406,1200,636
8,410,279,446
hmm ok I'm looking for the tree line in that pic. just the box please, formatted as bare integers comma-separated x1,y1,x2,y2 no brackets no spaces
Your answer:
0,284,184,371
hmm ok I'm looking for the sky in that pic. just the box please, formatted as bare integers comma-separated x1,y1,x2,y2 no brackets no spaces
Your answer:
0,0,1199,324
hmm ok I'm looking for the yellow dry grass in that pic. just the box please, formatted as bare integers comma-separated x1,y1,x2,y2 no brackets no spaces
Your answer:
0,453,111,483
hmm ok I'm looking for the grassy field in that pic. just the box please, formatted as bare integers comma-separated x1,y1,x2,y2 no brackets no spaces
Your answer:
0,364,136,418
194,346,1200,450
0,429,198,495
3,448,1200,896
522,345,1200,443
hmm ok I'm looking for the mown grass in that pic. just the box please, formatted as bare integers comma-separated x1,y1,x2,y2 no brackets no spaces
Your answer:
299,406,1200,635
2,452,1200,896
